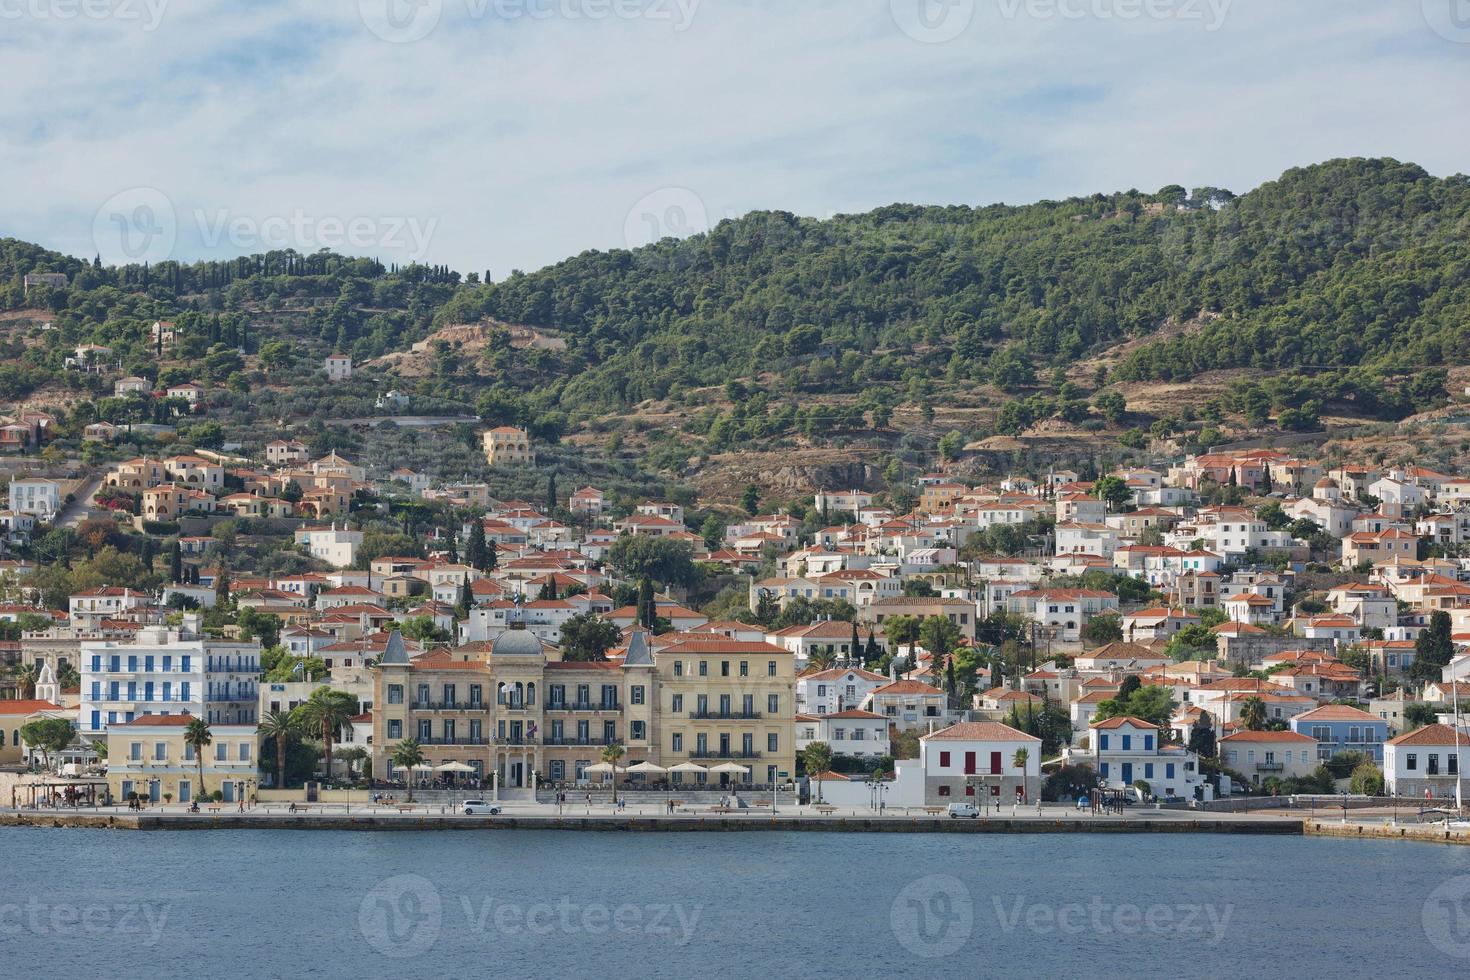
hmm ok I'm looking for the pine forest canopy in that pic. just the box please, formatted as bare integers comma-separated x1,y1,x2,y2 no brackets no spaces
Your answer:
4,157,1467,428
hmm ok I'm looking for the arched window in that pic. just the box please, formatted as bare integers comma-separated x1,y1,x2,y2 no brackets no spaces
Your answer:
526,682,536,707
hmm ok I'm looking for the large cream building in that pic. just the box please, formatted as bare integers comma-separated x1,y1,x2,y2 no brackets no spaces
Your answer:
371,623,796,792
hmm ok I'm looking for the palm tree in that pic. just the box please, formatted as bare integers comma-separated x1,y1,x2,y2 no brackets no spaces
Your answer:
807,647,837,671
802,742,833,803
184,717,212,800
1013,747,1030,804
57,662,80,692
391,739,425,802
600,742,626,805
15,663,38,699
295,688,356,784
257,710,298,789
1239,696,1267,732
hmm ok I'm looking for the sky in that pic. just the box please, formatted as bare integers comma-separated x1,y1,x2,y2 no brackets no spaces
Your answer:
2,0,1468,277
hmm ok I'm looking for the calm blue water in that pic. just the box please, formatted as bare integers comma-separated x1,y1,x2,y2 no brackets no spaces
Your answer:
3,830,1468,978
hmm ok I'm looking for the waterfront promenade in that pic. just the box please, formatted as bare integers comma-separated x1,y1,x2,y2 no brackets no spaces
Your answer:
4,799,1465,843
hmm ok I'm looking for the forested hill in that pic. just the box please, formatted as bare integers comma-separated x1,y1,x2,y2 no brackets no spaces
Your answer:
432,157,1469,417
3,157,1467,450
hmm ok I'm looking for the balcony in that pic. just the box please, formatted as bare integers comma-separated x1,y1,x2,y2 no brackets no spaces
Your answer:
544,737,616,747
496,736,540,746
688,750,762,761
691,710,763,720
545,702,620,713
416,736,490,746
411,701,487,711
1255,762,1284,772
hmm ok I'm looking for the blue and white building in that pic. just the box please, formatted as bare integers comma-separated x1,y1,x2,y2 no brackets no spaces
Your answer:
1290,704,1389,764
80,627,261,738
1086,715,1205,799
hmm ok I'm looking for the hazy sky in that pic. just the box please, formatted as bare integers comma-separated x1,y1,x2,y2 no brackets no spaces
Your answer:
2,0,1467,276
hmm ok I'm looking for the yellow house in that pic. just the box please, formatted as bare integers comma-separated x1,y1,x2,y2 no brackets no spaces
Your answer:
106,715,258,804
484,426,534,467
0,699,68,766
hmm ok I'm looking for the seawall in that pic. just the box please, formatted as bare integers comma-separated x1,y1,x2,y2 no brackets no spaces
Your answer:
1,811,1303,834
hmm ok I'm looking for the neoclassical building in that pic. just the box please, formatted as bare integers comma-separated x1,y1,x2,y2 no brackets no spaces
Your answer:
371,620,796,793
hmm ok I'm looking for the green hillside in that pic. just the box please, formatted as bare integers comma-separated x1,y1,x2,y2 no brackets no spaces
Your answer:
3,157,1467,477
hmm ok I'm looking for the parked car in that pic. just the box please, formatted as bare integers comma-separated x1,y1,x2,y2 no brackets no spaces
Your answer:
463,800,501,815
947,802,980,819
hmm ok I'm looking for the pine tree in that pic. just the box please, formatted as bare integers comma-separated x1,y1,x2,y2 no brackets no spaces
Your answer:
546,472,558,515
849,622,860,663
445,524,458,564
168,541,182,583
486,538,498,571
215,568,231,607
864,628,879,664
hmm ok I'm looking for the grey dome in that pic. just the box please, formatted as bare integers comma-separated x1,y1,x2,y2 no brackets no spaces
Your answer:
492,627,543,657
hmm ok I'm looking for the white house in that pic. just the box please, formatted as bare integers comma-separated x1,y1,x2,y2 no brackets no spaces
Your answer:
8,478,61,519
795,708,889,761
1087,716,1204,799
324,355,353,381
796,666,889,716
294,524,363,568
918,721,1042,804
1384,723,1469,800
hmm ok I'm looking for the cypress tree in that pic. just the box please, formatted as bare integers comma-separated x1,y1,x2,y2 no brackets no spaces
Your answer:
468,521,487,571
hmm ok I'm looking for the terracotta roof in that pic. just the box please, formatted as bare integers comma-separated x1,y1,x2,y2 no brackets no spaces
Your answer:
924,722,1039,742
1091,715,1158,730
1293,704,1379,723
872,679,944,696
1219,730,1316,743
1387,723,1470,747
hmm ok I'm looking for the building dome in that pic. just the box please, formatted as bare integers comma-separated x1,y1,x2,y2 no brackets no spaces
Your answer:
1314,477,1338,489
492,624,543,657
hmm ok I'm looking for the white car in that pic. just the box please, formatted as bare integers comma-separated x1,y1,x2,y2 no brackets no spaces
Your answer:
463,800,502,815
946,802,979,819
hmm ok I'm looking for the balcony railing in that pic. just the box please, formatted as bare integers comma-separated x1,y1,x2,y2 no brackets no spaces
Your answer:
415,736,490,746
691,710,763,720
688,750,762,761
546,702,620,712
1255,762,1284,772
544,737,617,747
496,736,539,746
411,701,487,711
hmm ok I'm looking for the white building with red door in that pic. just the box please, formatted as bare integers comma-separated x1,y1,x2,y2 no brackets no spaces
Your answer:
917,721,1041,804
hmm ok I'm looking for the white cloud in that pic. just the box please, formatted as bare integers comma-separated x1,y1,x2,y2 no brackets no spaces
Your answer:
1,0,1465,275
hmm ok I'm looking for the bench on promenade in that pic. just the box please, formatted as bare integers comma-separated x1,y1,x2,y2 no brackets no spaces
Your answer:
922,806,946,815
814,805,838,815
